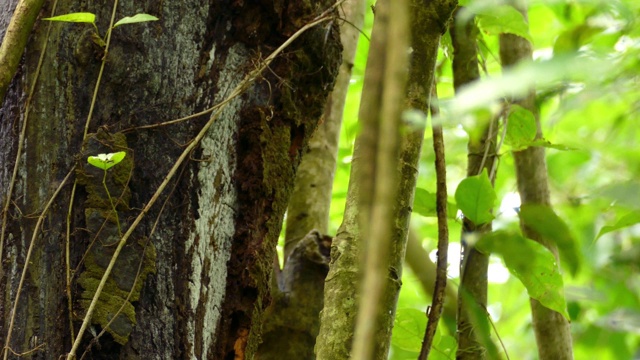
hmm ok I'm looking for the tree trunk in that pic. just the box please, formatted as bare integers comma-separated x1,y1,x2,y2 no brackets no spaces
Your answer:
499,3,574,359
0,1,340,359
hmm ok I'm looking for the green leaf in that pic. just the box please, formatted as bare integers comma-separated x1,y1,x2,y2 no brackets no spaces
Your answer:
431,335,457,360
477,231,570,320
413,188,437,217
476,5,533,43
596,180,640,209
553,24,605,55
519,204,581,276
529,139,577,151
43,12,96,24
505,105,536,150
113,14,159,28
413,188,458,219
87,151,127,170
454,170,496,225
391,308,430,353
596,211,640,241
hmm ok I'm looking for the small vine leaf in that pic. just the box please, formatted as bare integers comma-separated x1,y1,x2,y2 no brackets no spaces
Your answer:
43,12,96,24
454,169,496,225
113,14,159,28
88,151,126,170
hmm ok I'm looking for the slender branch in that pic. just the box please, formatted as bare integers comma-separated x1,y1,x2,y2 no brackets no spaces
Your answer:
101,169,122,236
82,0,120,140
419,85,449,360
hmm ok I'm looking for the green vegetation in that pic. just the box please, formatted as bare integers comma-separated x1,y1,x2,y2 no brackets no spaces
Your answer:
328,0,640,358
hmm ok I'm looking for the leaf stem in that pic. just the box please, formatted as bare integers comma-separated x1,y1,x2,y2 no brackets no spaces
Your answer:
101,169,122,237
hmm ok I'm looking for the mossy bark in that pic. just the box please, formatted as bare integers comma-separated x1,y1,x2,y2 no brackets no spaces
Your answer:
0,0,340,358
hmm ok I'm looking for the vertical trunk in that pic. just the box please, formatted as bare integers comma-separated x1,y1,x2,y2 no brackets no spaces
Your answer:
0,1,340,358
451,8,498,359
499,4,574,360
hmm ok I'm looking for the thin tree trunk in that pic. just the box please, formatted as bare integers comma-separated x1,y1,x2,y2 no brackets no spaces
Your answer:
0,1,340,358
451,8,499,359
499,3,574,360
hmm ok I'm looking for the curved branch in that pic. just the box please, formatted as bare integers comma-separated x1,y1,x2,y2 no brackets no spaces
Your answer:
0,0,45,103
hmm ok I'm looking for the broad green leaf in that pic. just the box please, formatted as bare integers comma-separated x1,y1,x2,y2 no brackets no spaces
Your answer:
113,14,159,28
505,105,536,150
596,180,640,209
454,170,496,225
553,24,605,54
413,188,457,219
392,308,430,352
519,204,581,276
441,55,615,115
596,211,640,241
476,5,533,43
413,188,437,217
43,12,96,24
87,151,127,170
477,231,570,319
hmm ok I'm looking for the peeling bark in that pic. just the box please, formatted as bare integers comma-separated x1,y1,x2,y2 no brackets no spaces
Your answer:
0,0,340,359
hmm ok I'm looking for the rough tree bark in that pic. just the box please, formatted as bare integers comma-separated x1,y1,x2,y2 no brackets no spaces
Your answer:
499,2,574,360
0,0,340,359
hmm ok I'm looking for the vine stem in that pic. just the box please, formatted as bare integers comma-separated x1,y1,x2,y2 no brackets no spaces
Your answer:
66,14,333,359
101,169,122,236
419,85,449,360
2,169,73,360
